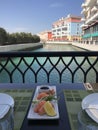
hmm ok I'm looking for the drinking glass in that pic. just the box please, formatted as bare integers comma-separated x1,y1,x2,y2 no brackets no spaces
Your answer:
78,110,98,130
0,105,14,130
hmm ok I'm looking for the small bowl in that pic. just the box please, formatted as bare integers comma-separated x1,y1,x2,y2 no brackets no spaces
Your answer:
39,85,50,93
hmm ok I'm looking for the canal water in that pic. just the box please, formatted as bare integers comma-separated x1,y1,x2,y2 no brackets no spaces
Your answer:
0,44,97,83
34,44,86,52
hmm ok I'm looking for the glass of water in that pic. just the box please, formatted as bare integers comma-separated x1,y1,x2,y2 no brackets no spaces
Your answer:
78,110,98,130
0,105,14,130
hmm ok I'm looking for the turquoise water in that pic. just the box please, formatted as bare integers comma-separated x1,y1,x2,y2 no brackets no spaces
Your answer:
0,44,97,83
34,44,86,52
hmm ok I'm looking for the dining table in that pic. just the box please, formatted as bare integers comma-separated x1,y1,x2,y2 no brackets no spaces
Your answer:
0,83,98,130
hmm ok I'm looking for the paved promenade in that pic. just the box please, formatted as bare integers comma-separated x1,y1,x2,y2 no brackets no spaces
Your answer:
72,42,98,51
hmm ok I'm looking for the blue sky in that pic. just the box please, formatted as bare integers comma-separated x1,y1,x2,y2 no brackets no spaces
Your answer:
0,0,83,34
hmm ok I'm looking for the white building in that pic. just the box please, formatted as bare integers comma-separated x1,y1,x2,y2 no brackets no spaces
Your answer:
81,0,98,44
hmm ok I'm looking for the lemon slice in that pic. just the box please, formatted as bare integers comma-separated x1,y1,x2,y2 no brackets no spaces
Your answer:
44,101,56,116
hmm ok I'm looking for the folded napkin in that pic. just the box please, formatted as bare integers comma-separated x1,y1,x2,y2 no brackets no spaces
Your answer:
88,104,98,109
85,103,98,123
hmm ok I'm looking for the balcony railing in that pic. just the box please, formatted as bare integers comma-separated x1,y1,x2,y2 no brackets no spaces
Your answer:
0,51,98,83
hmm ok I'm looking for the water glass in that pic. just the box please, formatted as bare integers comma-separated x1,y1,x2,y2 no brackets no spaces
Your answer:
78,110,98,130
0,105,14,130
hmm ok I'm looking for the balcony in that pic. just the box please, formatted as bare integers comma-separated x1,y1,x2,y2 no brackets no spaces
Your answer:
81,3,87,8
81,18,86,22
81,8,86,14
85,0,96,6
86,11,98,24
91,6,98,12
0,51,98,83
80,24,89,29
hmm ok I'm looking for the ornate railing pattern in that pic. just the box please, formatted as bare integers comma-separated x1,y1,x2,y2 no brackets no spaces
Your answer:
0,51,98,83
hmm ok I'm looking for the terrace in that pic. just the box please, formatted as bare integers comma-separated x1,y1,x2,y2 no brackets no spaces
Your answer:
0,51,98,130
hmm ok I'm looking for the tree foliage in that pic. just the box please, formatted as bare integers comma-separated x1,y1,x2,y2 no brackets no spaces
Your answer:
33,35,40,43
0,27,8,44
0,27,40,45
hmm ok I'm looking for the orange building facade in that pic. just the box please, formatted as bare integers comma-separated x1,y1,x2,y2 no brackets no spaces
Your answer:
38,31,52,42
47,31,52,41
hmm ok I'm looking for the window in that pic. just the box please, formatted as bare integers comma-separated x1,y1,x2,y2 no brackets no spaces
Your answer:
62,27,67,31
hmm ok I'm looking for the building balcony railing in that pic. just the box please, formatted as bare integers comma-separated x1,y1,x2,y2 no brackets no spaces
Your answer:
85,0,96,7
81,3,87,8
86,11,98,24
0,51,98,83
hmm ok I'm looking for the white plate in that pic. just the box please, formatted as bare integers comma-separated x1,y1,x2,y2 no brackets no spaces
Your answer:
27,86,59,120
82,93,98,123
0,93,14,108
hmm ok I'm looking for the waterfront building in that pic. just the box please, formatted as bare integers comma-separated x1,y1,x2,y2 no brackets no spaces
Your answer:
81,0,98,44
38,30,52,42
52,14,82,42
